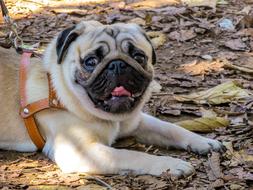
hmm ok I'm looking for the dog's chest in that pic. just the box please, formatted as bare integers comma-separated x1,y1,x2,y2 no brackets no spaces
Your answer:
96,121,120,146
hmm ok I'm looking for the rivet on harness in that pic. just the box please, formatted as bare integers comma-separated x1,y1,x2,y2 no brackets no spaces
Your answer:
19,52,65,151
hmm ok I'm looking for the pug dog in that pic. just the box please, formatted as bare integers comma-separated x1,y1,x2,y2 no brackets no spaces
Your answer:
0,21,224,177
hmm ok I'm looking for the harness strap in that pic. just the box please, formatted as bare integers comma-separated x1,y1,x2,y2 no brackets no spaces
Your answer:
19,52,64,151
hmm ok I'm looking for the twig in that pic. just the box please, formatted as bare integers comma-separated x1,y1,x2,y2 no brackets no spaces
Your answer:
223,61,253,75
153,92,173,96
177,13,195,22
145,145,153,153
23,39,51,43
2,163,113,189
22,0,45,6
84,174,113,190
1,165,54,173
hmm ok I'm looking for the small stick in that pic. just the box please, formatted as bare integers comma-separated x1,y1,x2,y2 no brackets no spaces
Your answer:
223,61,253,74
1,165,54,173
153,92,173,96
145,145,153,153
84,174,113,190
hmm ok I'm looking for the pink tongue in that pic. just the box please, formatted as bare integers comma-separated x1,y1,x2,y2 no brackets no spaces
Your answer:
111,86,131,97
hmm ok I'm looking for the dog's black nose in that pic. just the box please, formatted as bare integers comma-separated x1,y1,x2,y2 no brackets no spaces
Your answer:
107,60,127,75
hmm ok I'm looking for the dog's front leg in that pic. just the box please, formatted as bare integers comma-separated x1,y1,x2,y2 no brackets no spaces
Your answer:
46,137,194,177
133,113,224,155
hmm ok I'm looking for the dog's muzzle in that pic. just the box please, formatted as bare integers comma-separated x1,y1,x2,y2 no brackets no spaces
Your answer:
75,52,153,113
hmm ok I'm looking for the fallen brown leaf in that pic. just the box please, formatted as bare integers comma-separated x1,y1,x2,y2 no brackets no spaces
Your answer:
129,17,146,26
129,0,180,9
168,29,197,42
239,5,252,15
147,31,166,49
224,39,249,51
174,81,251,105
208,152,223,179
180,60,224,76
137,175,169,189
238,7,253,29
158,105,182,116
229,149,253,167
181,0,217,9
208,179,224,189
153,6,187,15
223,60,253,74
176,117,229,132
235,28,253,37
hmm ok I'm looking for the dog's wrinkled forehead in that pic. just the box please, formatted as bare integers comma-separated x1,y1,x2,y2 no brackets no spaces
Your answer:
56,21,156,65
80,24,151,58
93,23,147,43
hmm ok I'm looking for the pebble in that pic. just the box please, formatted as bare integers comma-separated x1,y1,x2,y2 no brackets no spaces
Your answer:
201,54,213,60
218,18,235,31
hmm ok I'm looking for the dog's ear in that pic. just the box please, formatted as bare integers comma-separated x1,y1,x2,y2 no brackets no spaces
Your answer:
151,44,156,65
56,25,79,64
56,21,103,64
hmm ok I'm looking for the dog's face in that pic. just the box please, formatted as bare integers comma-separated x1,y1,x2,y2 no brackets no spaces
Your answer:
49,21,156,119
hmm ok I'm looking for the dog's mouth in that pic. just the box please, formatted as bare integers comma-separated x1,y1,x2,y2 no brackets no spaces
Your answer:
111,86,132,97
75,69,149,113
93,86,142,113
88,85,144,113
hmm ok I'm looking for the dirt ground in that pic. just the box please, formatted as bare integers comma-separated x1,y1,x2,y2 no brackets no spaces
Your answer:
0,0,253,189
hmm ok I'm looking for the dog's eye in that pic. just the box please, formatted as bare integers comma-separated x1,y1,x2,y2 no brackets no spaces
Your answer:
133,53,146,65
86,57,99,67
83,56,99,72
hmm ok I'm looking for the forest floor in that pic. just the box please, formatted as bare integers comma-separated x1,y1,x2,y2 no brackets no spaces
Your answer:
0,0,253,189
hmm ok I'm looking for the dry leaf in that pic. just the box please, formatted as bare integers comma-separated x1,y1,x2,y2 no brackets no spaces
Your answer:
129,0,180,9
76,184,107,190
200,107,217,117
168,29,197,42
239,5,252,15
230,184,244,190
180,60,224,76
223,61,253,74
158,106,182,116
217,0,228,5
145,13,153,26
174,81,251,105
224,39,248,51
137,175,168,189
109,1,126,9
51,9,88,15
229,167,253,181
153,6,187,15
181,0,217,9
150,80,162,93
217,51,238,60
147,31,166,49
238,13,253,29
208,179,224,189
239,5,253,30
208,152,223,179
229,149,253,167
176,117,229,132
129,18,146,26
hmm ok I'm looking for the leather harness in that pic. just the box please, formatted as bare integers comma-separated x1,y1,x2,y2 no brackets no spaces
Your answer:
1,0,65,151
19,52,65,151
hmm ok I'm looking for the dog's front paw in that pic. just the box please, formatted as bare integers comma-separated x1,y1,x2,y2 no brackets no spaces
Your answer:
149,157,195,177
186,136,225,155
